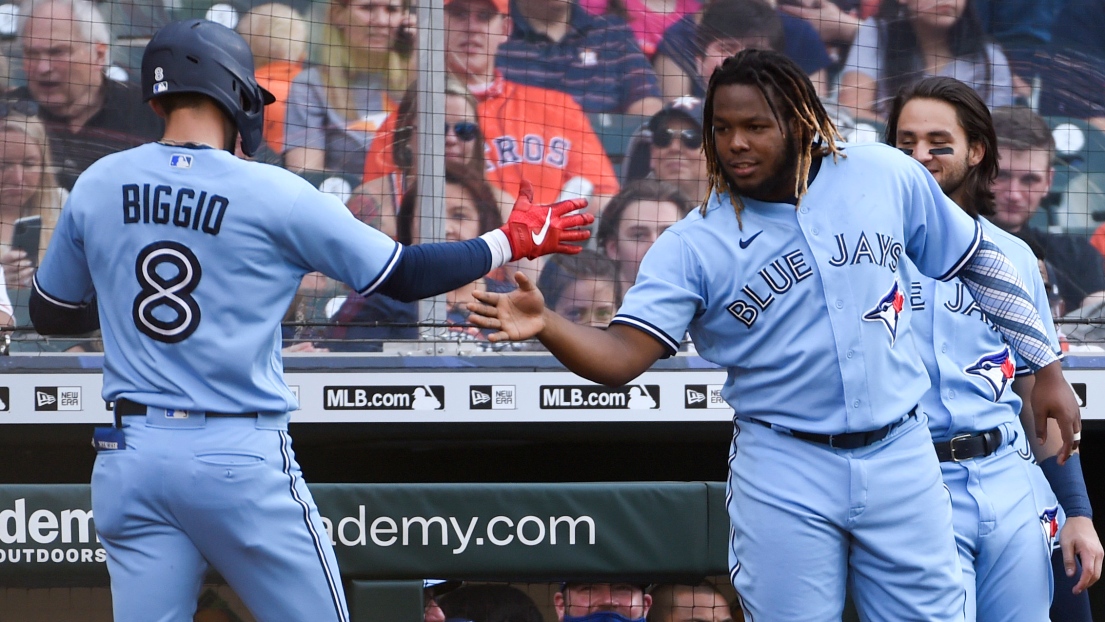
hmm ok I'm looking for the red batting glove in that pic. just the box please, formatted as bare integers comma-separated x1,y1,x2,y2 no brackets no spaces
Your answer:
500,180,594,261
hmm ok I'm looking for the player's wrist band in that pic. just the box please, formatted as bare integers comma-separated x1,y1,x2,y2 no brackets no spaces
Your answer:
480,229,511,269
1040,454,1093,519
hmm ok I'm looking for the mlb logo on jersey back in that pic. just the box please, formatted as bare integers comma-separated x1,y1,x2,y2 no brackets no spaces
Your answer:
35,386,82,411
0,387,8,411
469,386,516,410
169,154,193,169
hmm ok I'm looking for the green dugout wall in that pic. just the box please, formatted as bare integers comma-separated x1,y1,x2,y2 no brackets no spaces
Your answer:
0,482,731,619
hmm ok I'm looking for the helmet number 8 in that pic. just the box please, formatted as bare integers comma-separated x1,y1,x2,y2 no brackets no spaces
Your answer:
132,241,203,343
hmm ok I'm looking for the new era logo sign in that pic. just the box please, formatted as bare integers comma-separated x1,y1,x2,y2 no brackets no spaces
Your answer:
1072,383,1087,408
684,385,729,409
469,386,516,410
35,387,82,411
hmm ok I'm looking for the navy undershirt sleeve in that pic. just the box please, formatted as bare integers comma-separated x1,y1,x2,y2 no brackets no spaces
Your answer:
29,288,100,335
375,239,493,302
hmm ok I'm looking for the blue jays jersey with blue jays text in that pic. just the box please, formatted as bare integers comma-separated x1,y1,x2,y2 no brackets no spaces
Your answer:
909,217,1061,440
34,143,400,413
613,143,983,433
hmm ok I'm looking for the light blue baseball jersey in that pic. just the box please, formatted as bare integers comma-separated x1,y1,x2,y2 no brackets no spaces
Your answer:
910,217,1062,439
613,143,982,433
34,143,400,413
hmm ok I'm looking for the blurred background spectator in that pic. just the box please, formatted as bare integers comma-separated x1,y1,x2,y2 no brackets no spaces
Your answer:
597,179,691,300
363,0,622,218
647,582,737,622
327,160,515,350
986,105,1105,313
283,0,410,175
354,75,515,236
554,582,651,621
0,101,61,323
538,249,620,328
1035,0,1105,132
837,0,1013,120
237,2,309,155
11,0,162,189
632,96,707,202
439,583,545,622
652,0,832,100
972,0,1059,91
497,0,663,115
577,0,700,59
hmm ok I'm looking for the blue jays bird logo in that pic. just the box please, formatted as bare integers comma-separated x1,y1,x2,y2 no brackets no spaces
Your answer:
1040,506,1059,550
965,347,1015,400
863,281,905,345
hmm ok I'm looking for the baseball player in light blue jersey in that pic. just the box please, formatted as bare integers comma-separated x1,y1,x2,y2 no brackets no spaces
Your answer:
27,19,592,622
466,50,1082,622
885,76,1102,622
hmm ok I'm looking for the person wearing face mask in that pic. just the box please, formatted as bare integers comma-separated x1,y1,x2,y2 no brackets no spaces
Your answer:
554,582,651,622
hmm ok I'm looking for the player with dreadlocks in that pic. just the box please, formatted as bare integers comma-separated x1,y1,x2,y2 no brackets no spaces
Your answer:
467,49,1080,621
699,48,845,221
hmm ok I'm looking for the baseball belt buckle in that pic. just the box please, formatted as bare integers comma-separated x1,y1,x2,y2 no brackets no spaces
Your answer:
948,433,973,462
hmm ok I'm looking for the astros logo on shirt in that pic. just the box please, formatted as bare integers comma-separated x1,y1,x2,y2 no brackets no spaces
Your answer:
863,281,905,345
965,347,1015,400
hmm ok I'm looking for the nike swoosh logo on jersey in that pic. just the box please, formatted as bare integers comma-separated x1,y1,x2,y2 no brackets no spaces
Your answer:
739,231,763,249
531,207,553,246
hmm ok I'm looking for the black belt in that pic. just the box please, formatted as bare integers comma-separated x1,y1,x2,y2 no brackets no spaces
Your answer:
933,427,1003,462
753,408,917,450
114,398,258,427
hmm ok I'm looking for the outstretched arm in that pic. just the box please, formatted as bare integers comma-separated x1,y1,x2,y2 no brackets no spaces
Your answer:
954,236,1080,461
467,272,668,386
376,181,592,301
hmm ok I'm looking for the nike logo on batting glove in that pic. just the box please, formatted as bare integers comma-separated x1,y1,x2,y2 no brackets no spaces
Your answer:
531,208,553,246
501,179,594,261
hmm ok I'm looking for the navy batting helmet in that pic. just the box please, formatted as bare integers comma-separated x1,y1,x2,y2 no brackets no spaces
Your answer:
141,19,275,156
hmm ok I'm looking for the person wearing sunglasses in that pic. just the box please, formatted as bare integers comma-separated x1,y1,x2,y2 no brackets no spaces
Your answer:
350,75,514,238
361,0,620,215
646,97,709,205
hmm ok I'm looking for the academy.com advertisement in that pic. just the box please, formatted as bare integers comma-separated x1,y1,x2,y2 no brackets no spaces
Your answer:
0,483,724,581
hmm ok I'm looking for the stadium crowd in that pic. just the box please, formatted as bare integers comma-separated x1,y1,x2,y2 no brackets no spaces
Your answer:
0,0,1102,619
1,0,1103,354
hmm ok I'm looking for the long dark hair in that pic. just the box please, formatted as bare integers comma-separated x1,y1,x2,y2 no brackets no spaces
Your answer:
701,49,844,226
395,160,501,245
884,76,998,217
877,0,992,109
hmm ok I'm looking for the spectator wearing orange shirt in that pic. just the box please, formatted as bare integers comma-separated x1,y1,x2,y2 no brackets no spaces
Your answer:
363,0,619,216
237,3,309,155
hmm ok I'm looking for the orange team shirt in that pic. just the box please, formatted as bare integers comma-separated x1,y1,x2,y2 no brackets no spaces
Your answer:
255,59,303,154
1092,223,1105,259
363,76,619,206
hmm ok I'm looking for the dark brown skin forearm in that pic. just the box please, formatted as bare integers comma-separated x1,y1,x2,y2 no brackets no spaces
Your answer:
537,312,668,387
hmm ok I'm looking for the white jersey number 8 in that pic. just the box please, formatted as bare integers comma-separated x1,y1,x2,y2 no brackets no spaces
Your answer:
132,241,203,343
